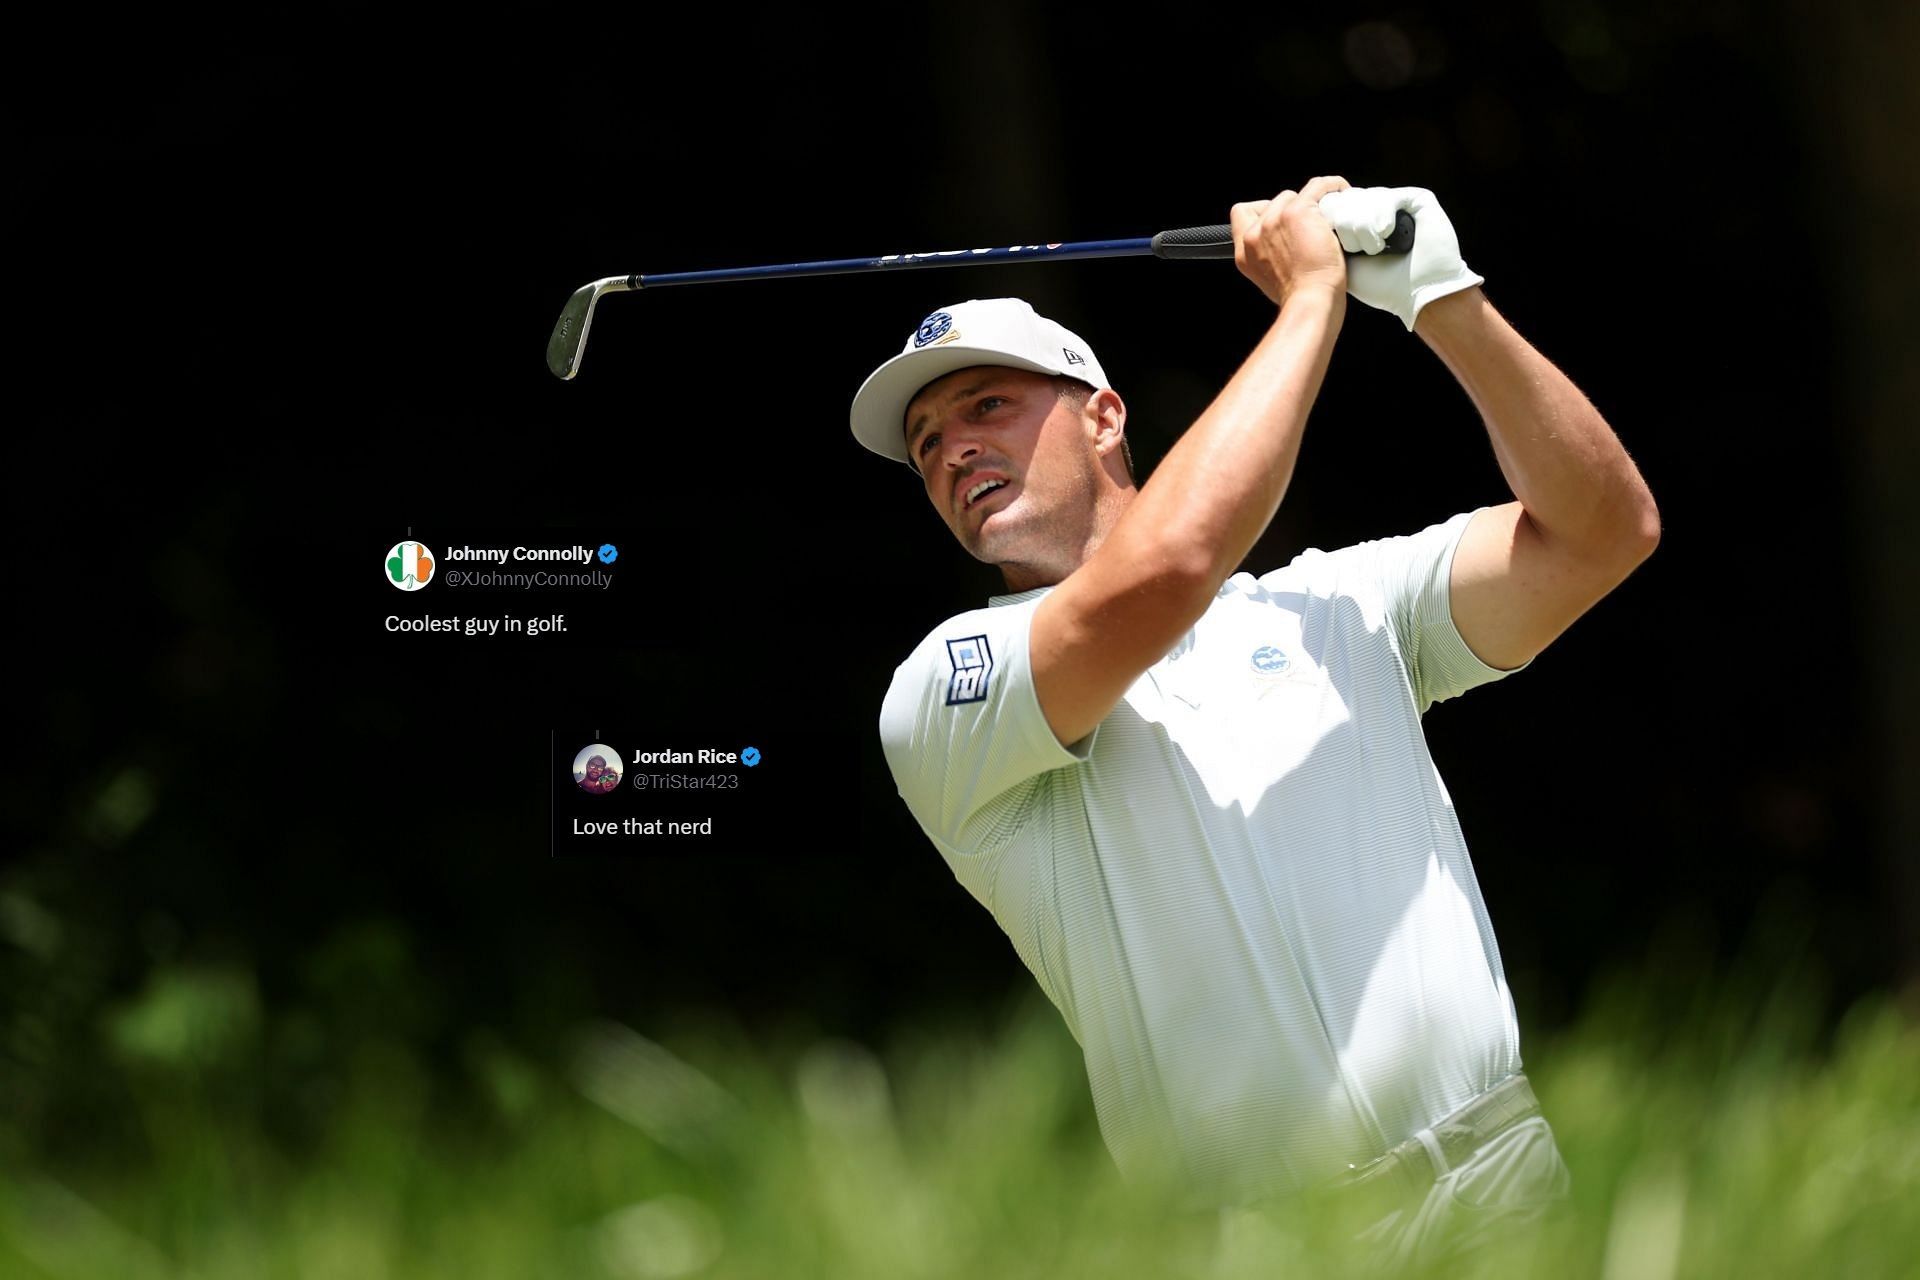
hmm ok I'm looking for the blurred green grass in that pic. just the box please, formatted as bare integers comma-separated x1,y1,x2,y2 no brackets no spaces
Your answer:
3,945,1917,1280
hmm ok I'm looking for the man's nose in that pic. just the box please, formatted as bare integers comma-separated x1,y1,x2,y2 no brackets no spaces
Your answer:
937,428,985,469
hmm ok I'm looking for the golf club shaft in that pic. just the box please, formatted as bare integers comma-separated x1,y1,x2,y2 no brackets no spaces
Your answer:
636,210,1413,288
547,212,1414,379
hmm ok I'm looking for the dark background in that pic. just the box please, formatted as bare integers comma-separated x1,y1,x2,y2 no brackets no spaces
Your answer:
9,2,1916,1135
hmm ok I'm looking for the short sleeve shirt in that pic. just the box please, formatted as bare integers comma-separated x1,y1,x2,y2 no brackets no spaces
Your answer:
878,509,1528,1206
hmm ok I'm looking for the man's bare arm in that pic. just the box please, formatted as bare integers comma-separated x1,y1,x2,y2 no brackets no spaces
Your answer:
1415,287,1660,671
1031,179,1351,748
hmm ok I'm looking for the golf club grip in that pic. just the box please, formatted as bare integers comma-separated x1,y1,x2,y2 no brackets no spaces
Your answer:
1152,209,1416,259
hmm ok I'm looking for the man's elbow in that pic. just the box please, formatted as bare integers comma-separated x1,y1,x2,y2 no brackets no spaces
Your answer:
1609,482,1661,576
1628,482,1662,560
1556,481,1659,582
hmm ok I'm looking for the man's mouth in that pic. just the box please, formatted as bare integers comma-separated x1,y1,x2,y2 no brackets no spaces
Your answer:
964,478,1012,510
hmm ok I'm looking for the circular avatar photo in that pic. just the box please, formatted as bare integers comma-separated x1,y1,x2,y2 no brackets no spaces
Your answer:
573,744,624,794
385,541,435,591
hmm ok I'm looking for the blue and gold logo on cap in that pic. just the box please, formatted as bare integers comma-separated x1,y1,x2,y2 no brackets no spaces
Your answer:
915,311,955,348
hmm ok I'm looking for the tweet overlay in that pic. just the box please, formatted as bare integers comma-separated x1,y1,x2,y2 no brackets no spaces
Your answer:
552,732,782,856
378,530,625,645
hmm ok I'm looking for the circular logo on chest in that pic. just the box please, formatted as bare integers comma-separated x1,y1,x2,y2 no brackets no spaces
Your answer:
1249,645,1290,674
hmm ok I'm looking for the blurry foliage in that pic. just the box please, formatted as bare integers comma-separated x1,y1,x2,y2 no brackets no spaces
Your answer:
1,928,1917,1277
103,966,260,1071
83,771,155,848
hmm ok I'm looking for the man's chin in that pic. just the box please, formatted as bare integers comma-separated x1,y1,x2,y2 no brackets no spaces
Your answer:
960,499,1045,563
963,535,1008,565
960,519,1017,564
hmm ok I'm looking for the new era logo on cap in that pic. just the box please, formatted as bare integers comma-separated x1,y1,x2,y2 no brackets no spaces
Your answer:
849,298,1112,465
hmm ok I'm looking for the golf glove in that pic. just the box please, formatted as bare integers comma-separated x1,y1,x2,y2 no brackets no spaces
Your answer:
1319,186,1483,330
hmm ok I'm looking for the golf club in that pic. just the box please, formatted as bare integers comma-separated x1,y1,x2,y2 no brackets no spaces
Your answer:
547,211,1416,380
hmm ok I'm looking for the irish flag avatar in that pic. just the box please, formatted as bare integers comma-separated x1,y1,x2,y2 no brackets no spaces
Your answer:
385,541,435,591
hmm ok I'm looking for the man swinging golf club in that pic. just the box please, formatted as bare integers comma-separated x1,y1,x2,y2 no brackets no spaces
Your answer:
852,177,1660,1263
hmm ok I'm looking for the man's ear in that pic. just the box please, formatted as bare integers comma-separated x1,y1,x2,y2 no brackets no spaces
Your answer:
1086,388,1127,461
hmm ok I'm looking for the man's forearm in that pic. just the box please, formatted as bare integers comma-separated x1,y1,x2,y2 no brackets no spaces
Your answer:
1116,287,1346,589
1416,288,1660,559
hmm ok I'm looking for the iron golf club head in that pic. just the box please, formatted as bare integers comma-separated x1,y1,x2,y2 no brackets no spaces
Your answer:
546,275,638,380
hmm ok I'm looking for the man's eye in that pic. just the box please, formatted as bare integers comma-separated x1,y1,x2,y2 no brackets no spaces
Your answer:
919,432,940,457
979,397,1006,412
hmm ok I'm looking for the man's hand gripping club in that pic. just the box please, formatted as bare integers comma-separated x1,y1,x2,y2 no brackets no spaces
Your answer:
1320,185,1485,330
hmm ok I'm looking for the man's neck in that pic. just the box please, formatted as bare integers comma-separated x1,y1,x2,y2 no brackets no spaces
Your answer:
998,562,1065,594
995,487,1135,594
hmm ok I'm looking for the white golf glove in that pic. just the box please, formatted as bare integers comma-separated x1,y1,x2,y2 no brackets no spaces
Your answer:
1318,186,1483,330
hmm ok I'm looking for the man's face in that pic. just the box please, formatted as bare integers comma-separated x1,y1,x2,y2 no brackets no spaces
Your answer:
903,366,1095,564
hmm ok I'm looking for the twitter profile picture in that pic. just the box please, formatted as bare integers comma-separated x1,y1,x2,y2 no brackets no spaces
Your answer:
573,745,623,795
386,541,435,591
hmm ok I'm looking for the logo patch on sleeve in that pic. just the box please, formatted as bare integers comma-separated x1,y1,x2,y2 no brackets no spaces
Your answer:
944,634,994,705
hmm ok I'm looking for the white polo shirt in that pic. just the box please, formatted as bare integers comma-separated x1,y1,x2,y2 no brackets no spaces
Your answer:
879,510,1528,1207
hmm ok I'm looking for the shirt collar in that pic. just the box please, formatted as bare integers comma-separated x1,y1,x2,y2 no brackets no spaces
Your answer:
989,575,1243,609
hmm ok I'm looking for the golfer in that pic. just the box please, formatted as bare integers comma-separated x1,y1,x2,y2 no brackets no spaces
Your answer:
851,177,1659,1260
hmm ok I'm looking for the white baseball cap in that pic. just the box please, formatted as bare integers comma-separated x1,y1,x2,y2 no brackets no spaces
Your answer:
849,298,1111,468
